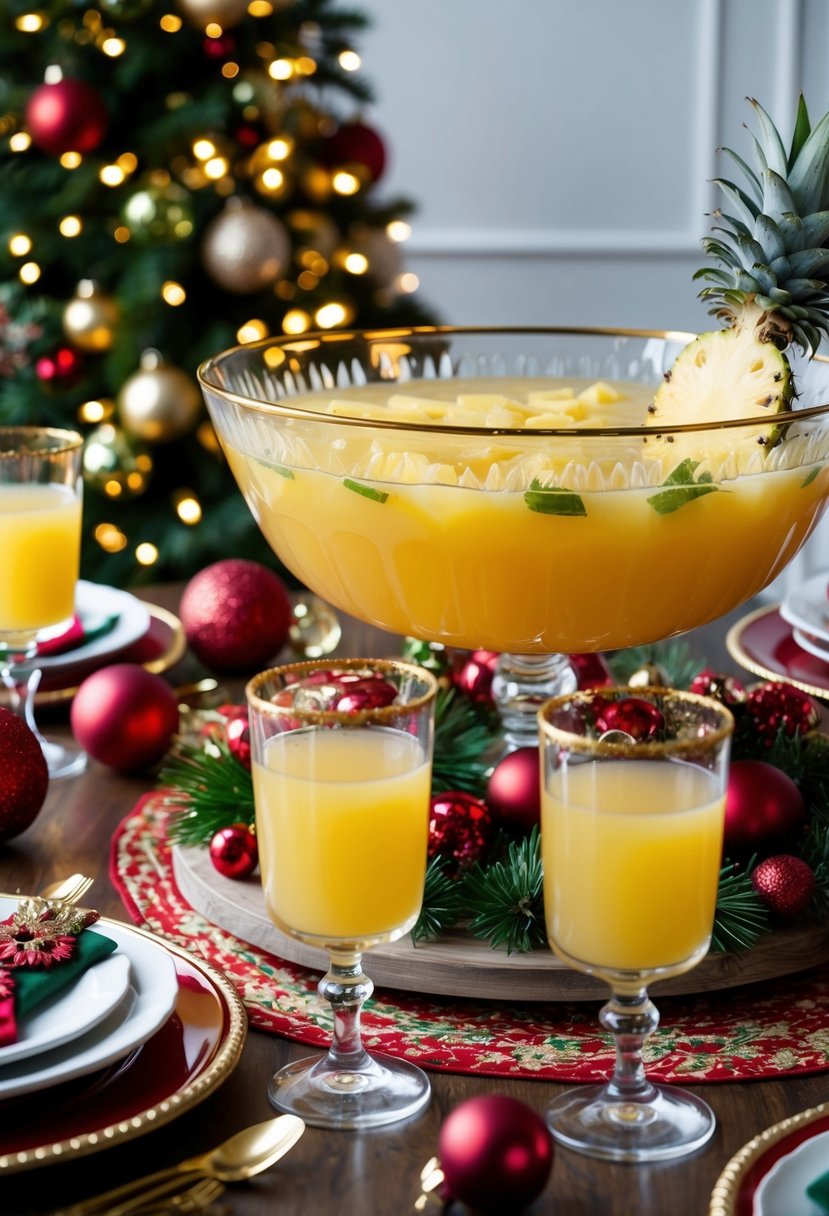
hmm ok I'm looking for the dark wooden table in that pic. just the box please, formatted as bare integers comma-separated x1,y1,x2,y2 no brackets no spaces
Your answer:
0,585,826,1216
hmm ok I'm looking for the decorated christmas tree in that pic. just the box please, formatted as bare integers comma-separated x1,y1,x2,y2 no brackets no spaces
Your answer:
0,0,435,586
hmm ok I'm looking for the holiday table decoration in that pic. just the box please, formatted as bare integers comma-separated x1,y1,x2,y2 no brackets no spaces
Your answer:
180,558,292,674
0,707,49,842
71,663,180,773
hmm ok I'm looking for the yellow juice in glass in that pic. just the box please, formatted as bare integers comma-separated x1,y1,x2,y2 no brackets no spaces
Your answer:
253,727,430,945
541,758,725,976
222,376,829,653
0,483,81,634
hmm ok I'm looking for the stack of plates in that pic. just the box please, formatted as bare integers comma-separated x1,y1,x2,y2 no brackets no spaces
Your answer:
780,572,829,665
0,896,247,1174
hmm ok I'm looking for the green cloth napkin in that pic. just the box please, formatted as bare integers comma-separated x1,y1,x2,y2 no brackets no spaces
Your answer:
807,1168,829,1213
13,931,119,1019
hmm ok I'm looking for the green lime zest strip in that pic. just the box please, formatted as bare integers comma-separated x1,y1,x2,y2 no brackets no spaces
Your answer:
273,463,294,479
524,479,586,517
802,466,821,487
647,458,722,515
343,478,389,503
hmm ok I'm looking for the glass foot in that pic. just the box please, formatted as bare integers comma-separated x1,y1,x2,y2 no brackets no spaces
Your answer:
545,1082,716,1162
40,736,87,780
268,1050,431,1130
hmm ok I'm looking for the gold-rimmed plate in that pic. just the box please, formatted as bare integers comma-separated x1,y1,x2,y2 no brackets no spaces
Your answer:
709,1102,829,1215
0,917,247,1173
726,603,829,700
0,602,186,709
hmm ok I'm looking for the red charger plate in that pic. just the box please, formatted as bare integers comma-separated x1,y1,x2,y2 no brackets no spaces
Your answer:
726,603,829,699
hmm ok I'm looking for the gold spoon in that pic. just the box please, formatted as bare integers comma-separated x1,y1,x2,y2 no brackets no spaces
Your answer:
56,1115,306,1216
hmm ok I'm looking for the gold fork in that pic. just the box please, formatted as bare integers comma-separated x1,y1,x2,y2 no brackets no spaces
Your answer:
38,874,94,905
107,1178,226,1216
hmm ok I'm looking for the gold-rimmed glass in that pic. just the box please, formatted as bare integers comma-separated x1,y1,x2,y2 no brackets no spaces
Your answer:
199,327,829,749
246,657,438,1130
538,686,734,1161
0,427,86,779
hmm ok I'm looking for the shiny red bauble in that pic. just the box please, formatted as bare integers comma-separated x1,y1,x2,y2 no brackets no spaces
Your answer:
595,696,664,740
438,1095,553,1214
454,650,499,705
724,760,806,849
26,78,108,156
181,559,292,674
35,346,83,384
689,667,747,707
71,664,179,773
751,854,815,918
321,120,387,181
209,822,258,879
0,707,49,842
486,747,540,834
429,791,494,872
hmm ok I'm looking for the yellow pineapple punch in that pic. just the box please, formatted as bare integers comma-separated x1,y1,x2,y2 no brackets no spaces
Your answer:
199,96,829,746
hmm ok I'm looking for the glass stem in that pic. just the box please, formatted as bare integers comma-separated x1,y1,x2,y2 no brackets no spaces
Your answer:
0,650,36,722
318,952,373,1072
600,988,660,1102
492,652,578,751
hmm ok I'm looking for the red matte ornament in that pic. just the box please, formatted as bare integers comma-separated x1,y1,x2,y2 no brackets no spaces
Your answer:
751,854,815,918
70,664,179,773
181,559,292,674
595,696,664,740
724,760,806,849
438,1095,553,1214
209,823,258,879
0,707,49,842
321,120,387,181
486,747,540,834
26,78,108,156
428,791,494,873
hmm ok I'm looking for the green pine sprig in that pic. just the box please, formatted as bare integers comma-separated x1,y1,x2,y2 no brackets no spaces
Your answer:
711,859,770,953
431,686,501,796
160,741,255,847
609,639,705,690
462,828,546,954
412,858,466,943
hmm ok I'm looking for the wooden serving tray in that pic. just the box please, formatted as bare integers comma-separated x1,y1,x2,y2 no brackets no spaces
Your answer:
173,843,829,1003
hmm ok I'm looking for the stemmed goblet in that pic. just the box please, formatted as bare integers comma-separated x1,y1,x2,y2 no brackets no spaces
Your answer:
538,686,734,1161
0,427,86,778
246,656,438,1129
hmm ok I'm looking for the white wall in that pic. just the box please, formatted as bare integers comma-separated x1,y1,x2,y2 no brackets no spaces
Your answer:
355,0,829,587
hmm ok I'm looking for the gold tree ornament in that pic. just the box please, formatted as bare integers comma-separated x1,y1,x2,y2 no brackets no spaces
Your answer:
62,280,119,352
121,176,194,243
82,422,153,498
201,196,292,293
118,349,202,443
176,0,249,27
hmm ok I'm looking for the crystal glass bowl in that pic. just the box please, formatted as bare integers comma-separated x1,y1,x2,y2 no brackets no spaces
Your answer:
199,327,829,742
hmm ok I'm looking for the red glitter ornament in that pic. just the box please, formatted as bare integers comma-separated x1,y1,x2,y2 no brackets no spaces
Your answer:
751,854,815,918
26,78,108,156
320,120,387,182
181,559,292,674
428,791,494,872
70,664,180,773
209,822,258,879
486,747,540,835
689,667,748,707
438,1095,553,1214
0,707,49,843
724,760,806,850
454,650,499,705
595,696,664,740
743,681,820,747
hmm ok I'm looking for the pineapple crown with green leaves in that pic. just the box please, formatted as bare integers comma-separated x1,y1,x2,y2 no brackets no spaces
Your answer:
696,95,829,356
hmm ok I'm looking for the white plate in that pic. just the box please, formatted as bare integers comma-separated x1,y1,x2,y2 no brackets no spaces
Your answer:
792,627,829,665
754,1127,829,1215
0,905,178,1099
31,582,151,673
781,572,829,648
0,953,131,1067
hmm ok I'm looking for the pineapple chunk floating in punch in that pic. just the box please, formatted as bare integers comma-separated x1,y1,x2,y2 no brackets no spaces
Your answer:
646,95,829,465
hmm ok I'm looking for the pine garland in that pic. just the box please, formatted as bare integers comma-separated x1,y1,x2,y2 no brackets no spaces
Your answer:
463,829,546,955
710,860,770,953
161,740,255,846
